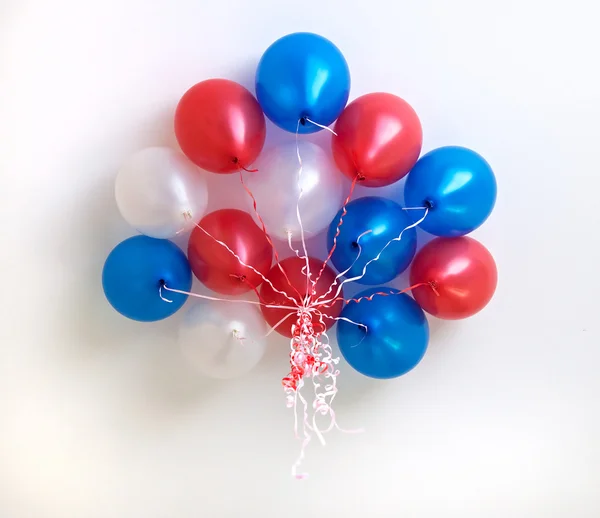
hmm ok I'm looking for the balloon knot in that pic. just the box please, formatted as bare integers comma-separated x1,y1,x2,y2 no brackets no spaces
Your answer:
428,281,440,296
233,156,258,173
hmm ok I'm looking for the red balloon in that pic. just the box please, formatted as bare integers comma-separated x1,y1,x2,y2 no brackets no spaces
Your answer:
410,237,497,319
260,257,343,338
188,209,273,295
332,92,422,187
174,79,266,174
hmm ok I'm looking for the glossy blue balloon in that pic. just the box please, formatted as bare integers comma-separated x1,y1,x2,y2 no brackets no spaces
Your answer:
255,32,350,133
337,288,429,379
327,197,417,285
102,236,192,322
404,146,497,237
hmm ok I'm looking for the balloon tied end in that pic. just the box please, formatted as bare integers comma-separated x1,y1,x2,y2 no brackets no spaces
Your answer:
158,280,173,303
233,156,258,173
232,328,247,344
229,273,247,283
429,281,440,296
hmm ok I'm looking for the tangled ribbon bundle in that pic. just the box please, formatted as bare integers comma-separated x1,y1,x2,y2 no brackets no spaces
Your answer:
102,31,498,478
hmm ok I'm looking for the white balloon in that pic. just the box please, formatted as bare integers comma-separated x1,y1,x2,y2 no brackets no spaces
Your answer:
179,301,267,380
115,147,208,238
245,141,344,241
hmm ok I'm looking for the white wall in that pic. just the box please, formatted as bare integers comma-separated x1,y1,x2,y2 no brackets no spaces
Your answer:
1,0,599,516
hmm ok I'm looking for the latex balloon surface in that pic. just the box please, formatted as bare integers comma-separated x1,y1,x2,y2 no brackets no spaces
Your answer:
259,257,343,338
256,32,350,133
245,141,344,240
187,209,273,295
102,236,191,322
115,147,208,239
327,197,417,285
179,301,267,379
175,79,266,173
332,93,422,187
410,236,497,319
337,288,429,379
404,146,497,236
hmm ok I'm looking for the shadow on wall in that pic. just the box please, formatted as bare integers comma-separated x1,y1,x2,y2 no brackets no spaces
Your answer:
46,107,223,427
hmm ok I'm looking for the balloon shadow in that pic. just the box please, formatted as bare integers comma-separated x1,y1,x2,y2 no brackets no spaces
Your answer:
390,267,447,342
125,315,218,423
51,107,179,353
324,336,383,410
49,108,219,421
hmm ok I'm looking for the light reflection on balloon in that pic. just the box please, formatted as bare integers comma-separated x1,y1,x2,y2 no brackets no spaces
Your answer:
404,146,496,236
115,147,208,239
179,301,267,379
245,141,343,240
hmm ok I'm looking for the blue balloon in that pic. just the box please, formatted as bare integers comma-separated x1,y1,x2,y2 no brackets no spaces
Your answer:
255,32,350,133
102,236,192,322
404,146,497,237
337,288,429,379
327,197,417,285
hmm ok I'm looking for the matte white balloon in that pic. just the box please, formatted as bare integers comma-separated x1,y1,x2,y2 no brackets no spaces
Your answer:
179,301,267,380
245,141,344,241
115,147,209,238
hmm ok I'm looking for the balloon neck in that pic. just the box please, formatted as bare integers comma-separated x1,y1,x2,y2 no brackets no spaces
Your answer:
428,281,440,296
299,116,307,126
232,157,258,173
424,199,434,210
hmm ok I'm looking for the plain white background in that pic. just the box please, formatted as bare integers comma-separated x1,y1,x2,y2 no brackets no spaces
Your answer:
1,0,599,516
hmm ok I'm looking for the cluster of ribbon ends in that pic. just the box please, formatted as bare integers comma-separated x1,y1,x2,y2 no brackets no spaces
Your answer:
281,296,346,480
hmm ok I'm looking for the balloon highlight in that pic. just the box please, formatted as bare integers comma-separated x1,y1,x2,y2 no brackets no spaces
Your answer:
102,236,191,322
175,79,266,173
256,32,350,133
410,236,498,319
337,288,429,379
404,146,497,236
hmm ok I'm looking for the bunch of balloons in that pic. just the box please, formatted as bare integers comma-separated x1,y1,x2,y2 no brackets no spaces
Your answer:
102,32,497,475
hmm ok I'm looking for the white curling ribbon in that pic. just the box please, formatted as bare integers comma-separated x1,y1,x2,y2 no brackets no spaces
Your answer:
317,207,429,306
313,229,372,306
244,141,344,242
193,221,299,308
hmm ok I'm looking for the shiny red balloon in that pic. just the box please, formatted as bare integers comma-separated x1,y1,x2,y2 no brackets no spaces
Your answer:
260,257,343,338
188,209,273,295
332,92,422,187
410,237,497,320
174,79,266,174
